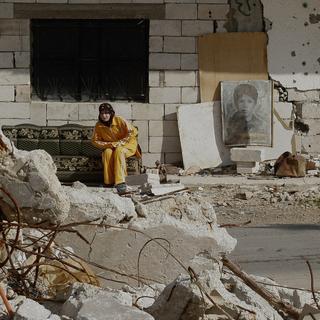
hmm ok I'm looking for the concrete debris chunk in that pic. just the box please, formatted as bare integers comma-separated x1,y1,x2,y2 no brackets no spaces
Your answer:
140,183,186,196
59,193,235,285
61,283,153,320
146,274,206,320
122,284,166,309
64,185,136,223
0,129,70,225
13,298,57,320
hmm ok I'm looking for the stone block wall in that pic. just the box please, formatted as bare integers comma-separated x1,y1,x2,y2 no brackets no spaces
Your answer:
0,0,230,167
1,0,320,165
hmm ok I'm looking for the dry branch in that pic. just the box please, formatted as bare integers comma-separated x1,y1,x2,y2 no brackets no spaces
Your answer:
306,260,320,310
222,256,301,319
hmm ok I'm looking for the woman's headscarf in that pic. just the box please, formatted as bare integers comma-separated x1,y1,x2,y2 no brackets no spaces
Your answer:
98,103,115,127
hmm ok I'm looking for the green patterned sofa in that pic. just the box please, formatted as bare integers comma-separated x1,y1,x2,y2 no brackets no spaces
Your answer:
2,124,141,183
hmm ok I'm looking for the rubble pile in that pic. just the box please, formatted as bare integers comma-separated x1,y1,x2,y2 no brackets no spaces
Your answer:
0,133,319,320
196,184,320,215
0,130,70,225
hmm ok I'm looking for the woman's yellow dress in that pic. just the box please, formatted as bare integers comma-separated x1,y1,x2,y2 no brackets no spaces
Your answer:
91,116,141,185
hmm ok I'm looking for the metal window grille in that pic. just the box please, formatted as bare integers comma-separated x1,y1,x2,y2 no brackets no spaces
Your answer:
31,19,149,102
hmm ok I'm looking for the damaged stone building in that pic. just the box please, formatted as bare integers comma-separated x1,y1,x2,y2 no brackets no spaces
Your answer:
0,0,319,168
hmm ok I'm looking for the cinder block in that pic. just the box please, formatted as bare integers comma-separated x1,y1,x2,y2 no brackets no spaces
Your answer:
149,120,179,137
15,85,31,102
236,162,259,174
68,120,97,126
126,173,160,186
231,148,264,162
68,0,100,3
47,120,68,126
301,119,320,135
78,103,99,120
30,102,47,126
0,86,14,101
274,102,293,119
112,103,132,120
132,0,163,3
182,20,214,36
0,69,30,85
165,71,196,86
0,53,13,68
181,54,198,70
149,87,181,104
164,104,179,120
165,0,195,3
198,4,229,19
149,136,181,152
149,71,160,87
15,52,30,68
165,152,183,164
197,0,228,2
0,118,30,127
37,0,67,3
0,4,13,19
47,103,79,121
181,87,199,103
296,102,320,119
150,20,181,36
0,36,22,52
142,152,164,167
287,89,320,102
132,103,164,120
0,102,30,119
301,135,320,154
164,36,196,53
149,53,180,70
149,36,163,52
165,4,197,19
132,120,149,152
0,20,29,36
0,36,29,52
215,20,227,32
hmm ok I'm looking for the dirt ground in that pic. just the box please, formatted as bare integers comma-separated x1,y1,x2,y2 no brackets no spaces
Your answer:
190,184,320,226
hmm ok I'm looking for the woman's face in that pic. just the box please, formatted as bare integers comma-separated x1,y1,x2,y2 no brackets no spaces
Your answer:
100,111,111,122
237,94,256,120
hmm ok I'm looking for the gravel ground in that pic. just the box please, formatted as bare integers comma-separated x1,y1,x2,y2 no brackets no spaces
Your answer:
189,183,320,226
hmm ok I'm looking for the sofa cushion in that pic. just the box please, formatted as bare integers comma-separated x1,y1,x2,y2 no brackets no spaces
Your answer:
38,126,60,155
58,124,83,156
16,124,40,151
80,127,101,157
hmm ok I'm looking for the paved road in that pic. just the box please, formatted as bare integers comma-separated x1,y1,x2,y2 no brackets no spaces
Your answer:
228,224,320,290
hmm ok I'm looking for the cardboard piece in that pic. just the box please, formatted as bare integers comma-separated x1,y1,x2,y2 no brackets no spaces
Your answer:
177,102,231,170
198,32,268,101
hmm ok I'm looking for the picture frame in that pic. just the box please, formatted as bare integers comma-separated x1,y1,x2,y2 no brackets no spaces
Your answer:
221,80,273,147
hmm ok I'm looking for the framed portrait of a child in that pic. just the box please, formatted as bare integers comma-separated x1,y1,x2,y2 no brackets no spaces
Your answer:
221,80,273,147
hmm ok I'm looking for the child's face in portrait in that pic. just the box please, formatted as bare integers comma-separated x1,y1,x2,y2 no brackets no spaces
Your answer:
236,94,256,120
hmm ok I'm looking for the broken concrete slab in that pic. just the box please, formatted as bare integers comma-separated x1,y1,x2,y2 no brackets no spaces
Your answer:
63,185,136,224
14,298,56,320
58,192,236,286
231,148,264,162
177,102,231,170
61,283,154,320
0,129,70,225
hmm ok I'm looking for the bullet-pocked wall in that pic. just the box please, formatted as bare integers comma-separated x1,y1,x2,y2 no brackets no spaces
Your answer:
0,0,319,165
